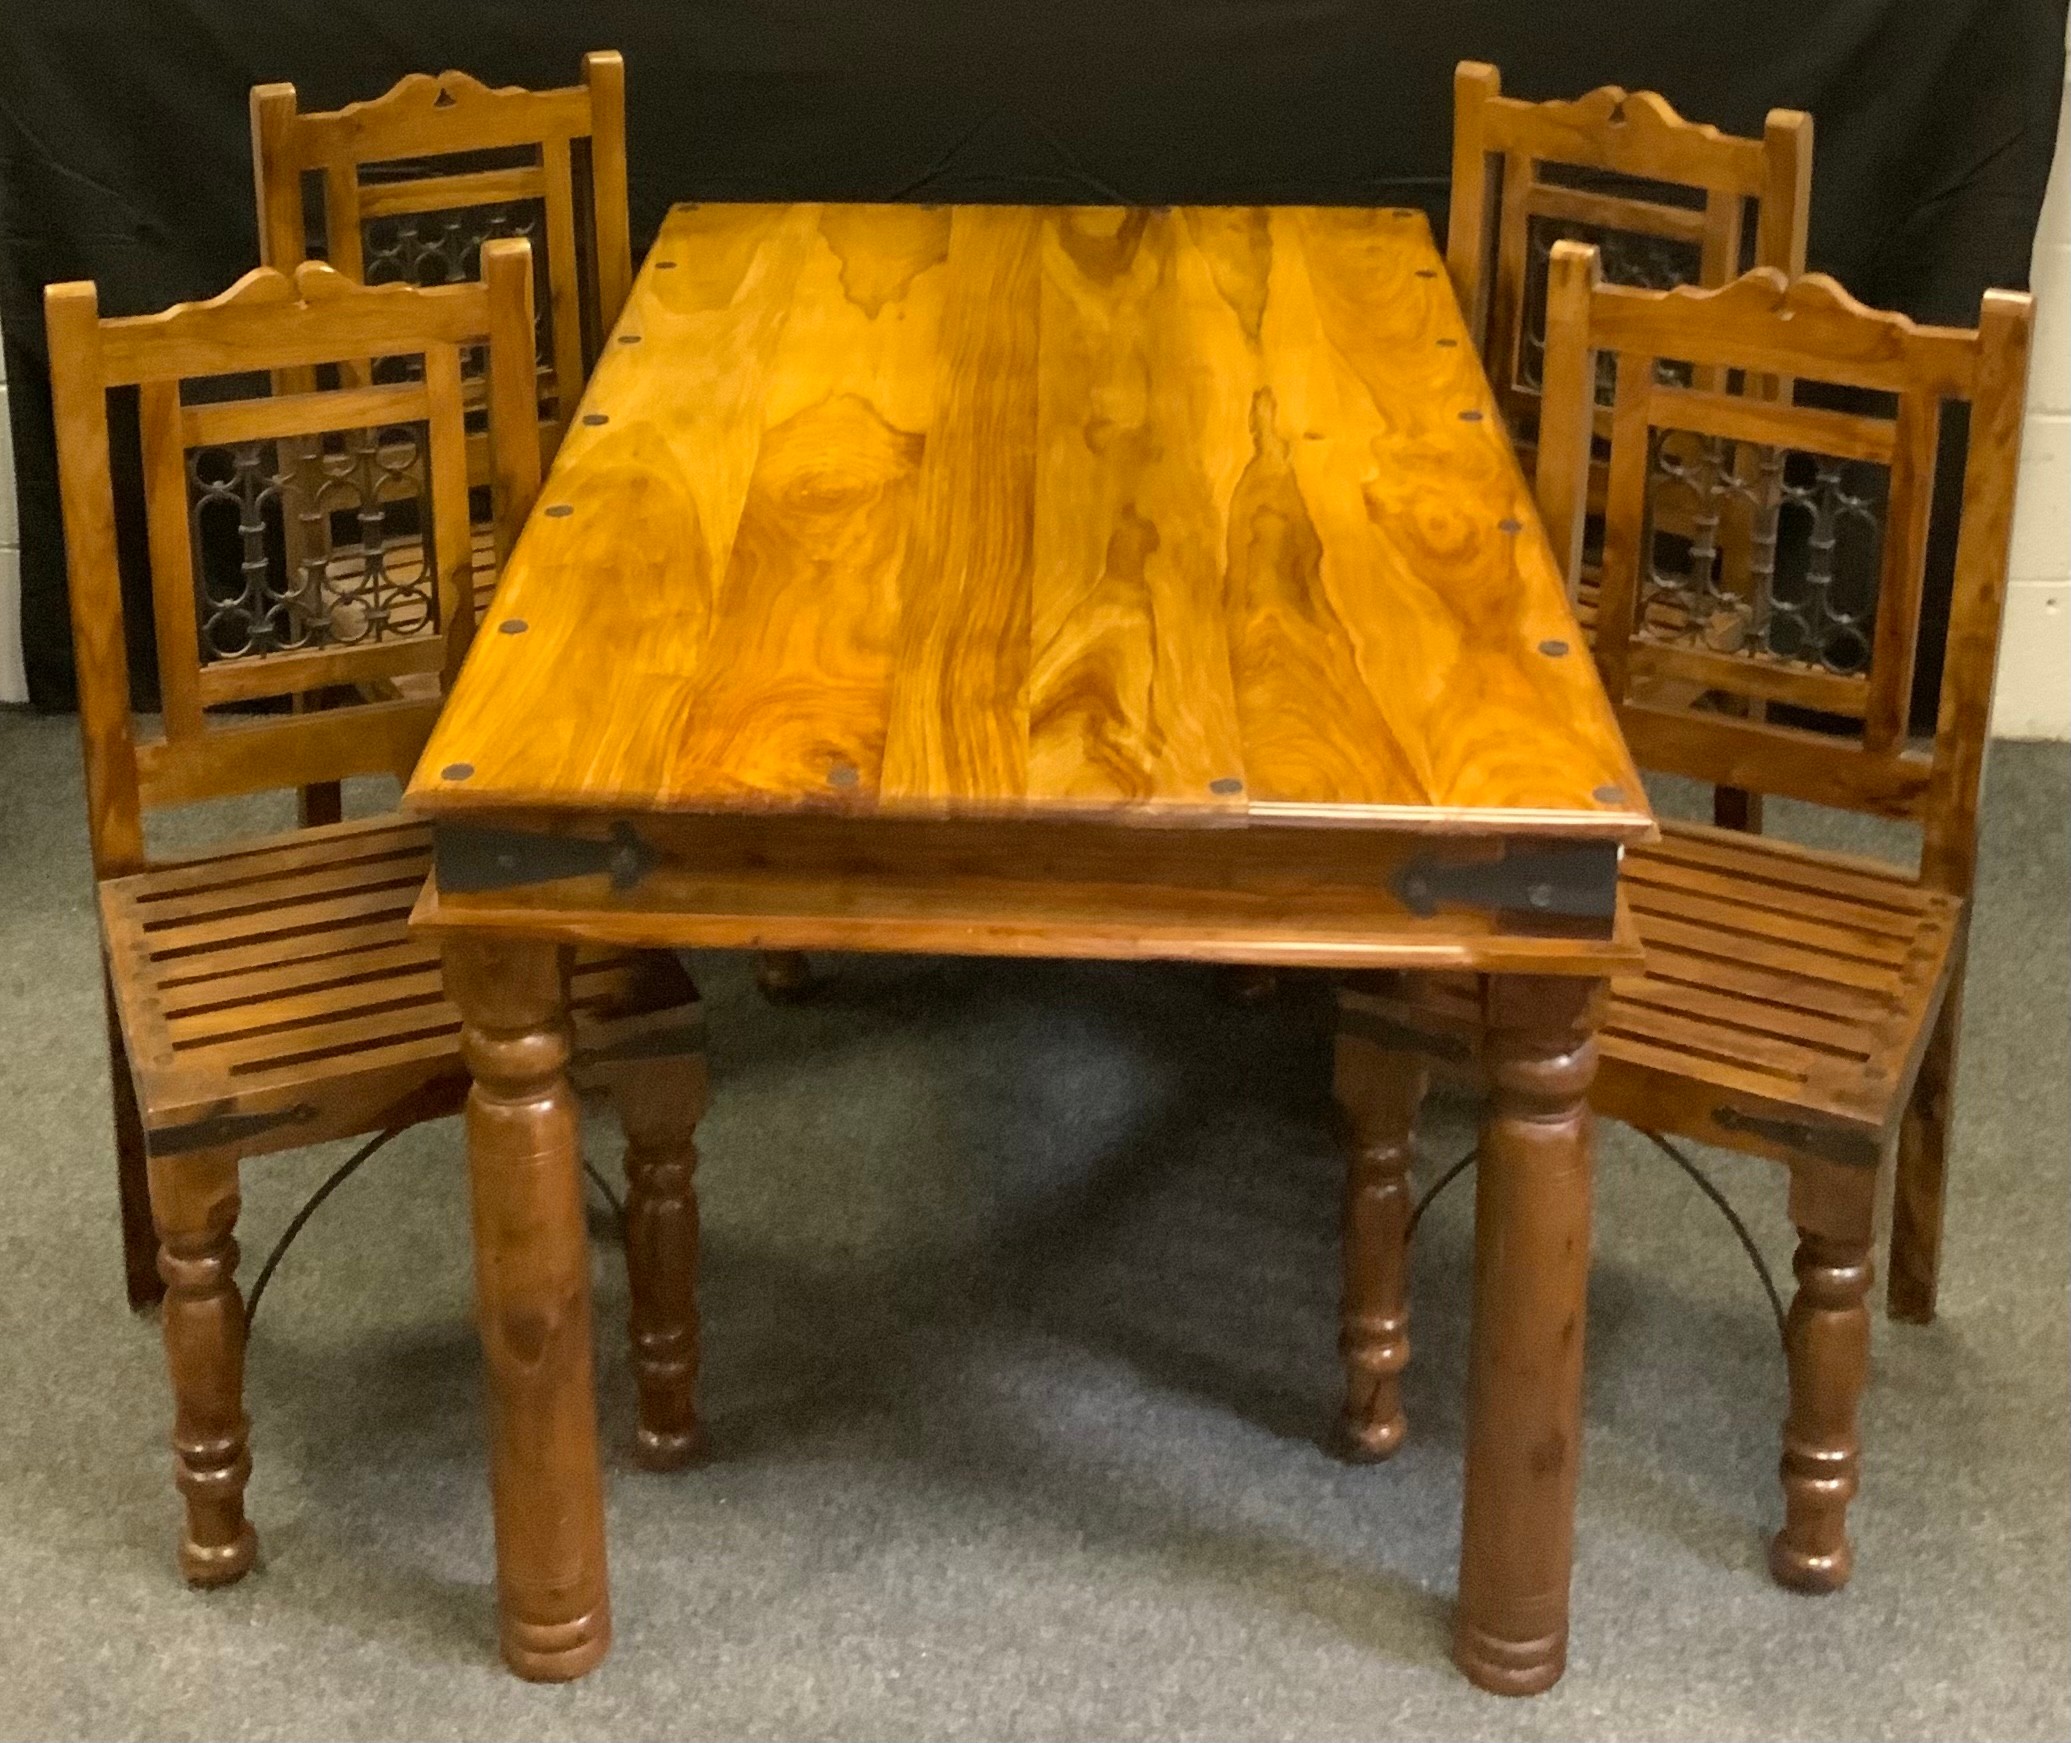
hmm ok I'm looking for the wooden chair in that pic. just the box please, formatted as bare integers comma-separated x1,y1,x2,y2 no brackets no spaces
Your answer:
1448,60,1813,456
47,244,708,1590
1334,248,2032,1592
1448,62,1816,840
250,52,632,481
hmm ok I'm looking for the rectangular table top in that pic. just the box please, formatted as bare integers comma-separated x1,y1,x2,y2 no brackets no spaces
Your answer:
407,201,1648,844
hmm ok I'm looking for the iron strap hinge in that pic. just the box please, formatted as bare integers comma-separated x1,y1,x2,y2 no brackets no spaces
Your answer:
1389,840,1619,926
434,821,657,895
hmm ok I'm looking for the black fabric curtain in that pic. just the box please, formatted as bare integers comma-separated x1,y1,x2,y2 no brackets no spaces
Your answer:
3,0,2064,712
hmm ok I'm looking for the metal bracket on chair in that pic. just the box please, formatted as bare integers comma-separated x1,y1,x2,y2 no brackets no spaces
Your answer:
1391,840,1619,928
435,820,657,895
1711,1106,1884,1169
150,1102,318,1155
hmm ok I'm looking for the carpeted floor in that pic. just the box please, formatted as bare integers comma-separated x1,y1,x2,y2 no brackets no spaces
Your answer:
0,707,2064,1742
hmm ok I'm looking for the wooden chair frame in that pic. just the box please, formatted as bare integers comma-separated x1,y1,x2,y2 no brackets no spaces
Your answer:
1538,245,2028,897
51,252,541,881
1335,249,2031,1599
46,246,705,1592
250,51,632,469
1447,60,1813,445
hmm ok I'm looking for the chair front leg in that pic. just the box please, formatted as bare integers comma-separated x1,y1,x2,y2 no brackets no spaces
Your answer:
1771,1160,1875,1592
610,1052,709,1470
1333,1001,1429,1461
147,1149,258,1587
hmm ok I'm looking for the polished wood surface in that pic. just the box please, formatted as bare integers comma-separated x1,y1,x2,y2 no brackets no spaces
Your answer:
1343,254,2033,1605
1455,974,1600,1695
410,202,1646,839
406,201,1659,1693
445,937,611,1680
46,251,707,1628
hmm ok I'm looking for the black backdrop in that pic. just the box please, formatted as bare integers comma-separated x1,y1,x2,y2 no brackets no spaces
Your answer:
4,0,2065,711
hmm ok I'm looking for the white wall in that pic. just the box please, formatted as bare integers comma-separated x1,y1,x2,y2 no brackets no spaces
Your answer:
0,325,26,704
1994,37,2071,739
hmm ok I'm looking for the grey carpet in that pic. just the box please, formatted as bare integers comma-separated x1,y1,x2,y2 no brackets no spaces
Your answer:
0,708,2064,1742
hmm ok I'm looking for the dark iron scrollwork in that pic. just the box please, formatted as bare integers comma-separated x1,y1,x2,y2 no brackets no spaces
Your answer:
187,424,437,663
361,201,553,377
1519,215,1703,398
1641,429,1887,678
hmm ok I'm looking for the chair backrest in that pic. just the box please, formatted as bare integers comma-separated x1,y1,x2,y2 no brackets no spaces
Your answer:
1535,242,2033,900
1448,61,1812,446
45,244,542,880
250,52,630,465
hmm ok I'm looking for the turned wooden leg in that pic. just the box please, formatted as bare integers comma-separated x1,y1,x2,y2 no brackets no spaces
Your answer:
1332,1003,1427,1461
1454,974,1600,1697
147,1149,257,1587
107,974,162,1310
609,1050,710,1470
445,935,612,1682
1771,1160,1875,1593
1889,967,1963,1325
754,950,812,1001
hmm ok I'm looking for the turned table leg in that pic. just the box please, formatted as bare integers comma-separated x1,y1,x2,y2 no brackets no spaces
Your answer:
445,936,612,1682
148,1149,258,1587
1332,1005,1428,1461
1454,973,1601,1696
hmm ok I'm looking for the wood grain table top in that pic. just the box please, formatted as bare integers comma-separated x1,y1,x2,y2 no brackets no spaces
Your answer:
407,201,1649,844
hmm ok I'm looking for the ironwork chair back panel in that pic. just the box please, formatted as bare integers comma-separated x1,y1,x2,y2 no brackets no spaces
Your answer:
45,259,538,878
251,59,632,462
187,417,441,664
1446,63,1812,460
1637,421,1891,684
1537,252,2034,898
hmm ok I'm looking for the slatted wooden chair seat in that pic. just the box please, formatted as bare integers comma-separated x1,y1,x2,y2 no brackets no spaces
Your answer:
48,244,708,1596
1344,820,1962,1165
101,815,698,1160
1330,252,2031,1598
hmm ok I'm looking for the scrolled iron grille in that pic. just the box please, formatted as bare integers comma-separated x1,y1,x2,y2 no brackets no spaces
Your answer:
360,199,555,408
1640,427,1888,679
1518,215,1703,398
187,423,438,663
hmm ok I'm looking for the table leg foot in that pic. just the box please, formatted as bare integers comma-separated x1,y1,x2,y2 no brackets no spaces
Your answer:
502,1607,613,1683
1453,973,1600,1697
445,937,613,1683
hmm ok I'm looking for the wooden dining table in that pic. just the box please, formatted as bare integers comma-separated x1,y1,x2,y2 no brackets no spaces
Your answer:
404,199,1653,1693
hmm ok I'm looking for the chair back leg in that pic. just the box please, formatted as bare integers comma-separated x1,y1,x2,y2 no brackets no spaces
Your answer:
106,974,163,1310
1889,964,1965,1323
